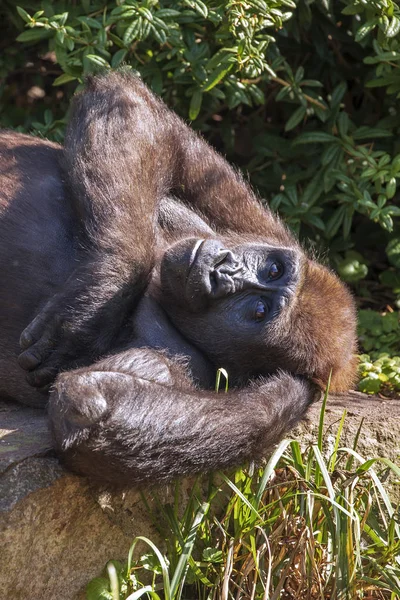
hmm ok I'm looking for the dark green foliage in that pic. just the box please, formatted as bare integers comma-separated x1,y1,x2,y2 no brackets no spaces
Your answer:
2,0,400,253
358,309,400,356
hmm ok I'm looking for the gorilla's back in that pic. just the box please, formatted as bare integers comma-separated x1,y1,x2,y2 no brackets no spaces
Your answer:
0,132,75,405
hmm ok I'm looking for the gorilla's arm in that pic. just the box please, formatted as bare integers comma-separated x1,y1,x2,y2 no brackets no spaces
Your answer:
49,348,316,485
19,71,295,386
19,75,170,385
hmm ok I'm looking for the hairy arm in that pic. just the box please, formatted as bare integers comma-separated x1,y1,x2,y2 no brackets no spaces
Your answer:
49,348,316,485
18,74,172,385
19,71,296,386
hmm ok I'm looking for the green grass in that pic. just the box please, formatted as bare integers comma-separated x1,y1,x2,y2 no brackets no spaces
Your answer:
86,392,400,600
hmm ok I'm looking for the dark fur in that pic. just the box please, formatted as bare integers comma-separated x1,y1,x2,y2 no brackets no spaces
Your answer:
0,72,357,485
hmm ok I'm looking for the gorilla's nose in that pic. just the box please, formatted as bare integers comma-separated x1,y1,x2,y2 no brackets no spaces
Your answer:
210,250,243,297
212,249,237,270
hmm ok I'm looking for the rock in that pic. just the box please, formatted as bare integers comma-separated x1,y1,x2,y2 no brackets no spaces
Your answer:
1,393,399,600
297,391,400,481
0,401,158,600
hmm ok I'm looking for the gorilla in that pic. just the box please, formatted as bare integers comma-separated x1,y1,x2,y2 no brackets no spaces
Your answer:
0,71,357,485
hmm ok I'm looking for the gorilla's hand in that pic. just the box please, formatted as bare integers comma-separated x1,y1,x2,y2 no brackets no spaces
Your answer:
18,259,147,388
18,291,68,388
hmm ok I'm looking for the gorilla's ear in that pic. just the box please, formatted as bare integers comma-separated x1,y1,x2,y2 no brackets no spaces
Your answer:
286,259,358,393
312,352,359,394
328,354,359,393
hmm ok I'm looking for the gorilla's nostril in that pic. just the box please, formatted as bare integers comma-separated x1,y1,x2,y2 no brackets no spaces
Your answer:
213,249,229,268
213,250,238,270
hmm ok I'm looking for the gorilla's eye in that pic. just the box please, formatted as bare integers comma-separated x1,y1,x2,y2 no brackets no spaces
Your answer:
268,262,283,280
254,300,267,322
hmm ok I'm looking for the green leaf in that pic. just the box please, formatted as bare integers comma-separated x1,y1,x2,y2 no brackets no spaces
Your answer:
16,6,31,23
189,90,203,120
337,112,349,137
111,49,127,68
387,16,400,38
321,143,342,166
123,18,141,45
341,5,360,15
138,7,153,21
86,577,112,600
386,238,400,268
366,76,396,88
386,177,396,199
293,131,337,145
85,54,110,68
305,214,325,231
203,60,235,91
16,29,53,42
157,9,181,18
206,47,237,71
355,20,378,42
247,84,264,105
343,206,354,239
301,79,323,87
150,24,166,44
337,254,368,283
294,65,304,83
77,16,102,29
383,205,400,216
326,204,346,239
183,0,208,18
330,81,347,108
275,86,291,102
301,169,325,207
108,32,125,49
353,126,392,140
53,73,77,86
284,105,306,131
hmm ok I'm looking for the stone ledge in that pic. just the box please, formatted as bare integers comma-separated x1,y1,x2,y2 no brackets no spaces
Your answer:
1,393,399,600
298,391,400,471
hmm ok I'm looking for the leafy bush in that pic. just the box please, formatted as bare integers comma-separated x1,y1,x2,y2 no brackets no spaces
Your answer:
1,0,400,387
357,310,400,394
358,309,400,356
359,353,400,394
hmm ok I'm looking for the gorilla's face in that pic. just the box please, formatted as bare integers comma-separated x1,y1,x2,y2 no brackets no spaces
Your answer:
160,236,304,379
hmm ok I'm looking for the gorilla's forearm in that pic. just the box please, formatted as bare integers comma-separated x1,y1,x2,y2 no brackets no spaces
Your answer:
49,348,316,485
170,124,295,246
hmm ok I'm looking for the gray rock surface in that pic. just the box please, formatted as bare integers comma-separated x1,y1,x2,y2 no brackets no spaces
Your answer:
298,391,400,477
1,393,399,600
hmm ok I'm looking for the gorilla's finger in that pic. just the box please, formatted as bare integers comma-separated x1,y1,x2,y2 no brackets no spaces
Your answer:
17,349,42,371
18,326,58,371
19,296,62,349
26,367,59,388
19,329,36,350
20,311,50,349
